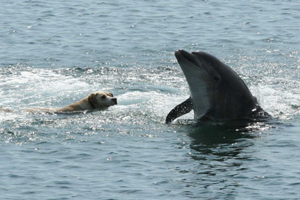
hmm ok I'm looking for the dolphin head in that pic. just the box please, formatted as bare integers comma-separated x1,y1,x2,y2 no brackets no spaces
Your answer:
175,49,257,121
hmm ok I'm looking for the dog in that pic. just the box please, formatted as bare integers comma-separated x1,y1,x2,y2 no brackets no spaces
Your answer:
24,91,117,113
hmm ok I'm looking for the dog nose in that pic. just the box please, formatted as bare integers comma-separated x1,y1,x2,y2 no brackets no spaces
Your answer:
112,98,117,105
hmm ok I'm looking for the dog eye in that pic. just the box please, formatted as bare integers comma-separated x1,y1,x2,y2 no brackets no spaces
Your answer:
101,95,106,99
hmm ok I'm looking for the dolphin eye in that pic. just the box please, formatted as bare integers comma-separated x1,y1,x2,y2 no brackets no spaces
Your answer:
213,76,221,82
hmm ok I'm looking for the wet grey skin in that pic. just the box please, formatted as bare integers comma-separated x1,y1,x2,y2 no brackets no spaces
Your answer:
166,50,269,124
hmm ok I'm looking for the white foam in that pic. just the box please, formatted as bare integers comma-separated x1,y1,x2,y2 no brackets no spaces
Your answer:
0,68,90,109
250,77,300,119
116,90,193,121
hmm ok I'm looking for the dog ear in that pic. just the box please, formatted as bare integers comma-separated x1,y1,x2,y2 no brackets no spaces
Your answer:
88,93,98,105
106,92,113,97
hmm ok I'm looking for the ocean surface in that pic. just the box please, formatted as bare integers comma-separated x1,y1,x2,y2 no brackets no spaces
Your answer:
1,0,300,199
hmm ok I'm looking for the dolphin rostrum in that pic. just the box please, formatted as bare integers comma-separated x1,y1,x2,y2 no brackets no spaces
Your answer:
166,50,269,124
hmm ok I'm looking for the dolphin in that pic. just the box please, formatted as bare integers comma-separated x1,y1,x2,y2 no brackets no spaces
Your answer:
166,49,269,124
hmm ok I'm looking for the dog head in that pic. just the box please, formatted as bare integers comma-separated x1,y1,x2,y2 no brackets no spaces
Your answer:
88,91,117,109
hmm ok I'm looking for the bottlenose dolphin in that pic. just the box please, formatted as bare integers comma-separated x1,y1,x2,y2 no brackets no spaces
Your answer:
166,50,269,124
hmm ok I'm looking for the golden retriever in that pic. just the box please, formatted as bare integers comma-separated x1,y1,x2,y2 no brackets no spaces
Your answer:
24,91,117,113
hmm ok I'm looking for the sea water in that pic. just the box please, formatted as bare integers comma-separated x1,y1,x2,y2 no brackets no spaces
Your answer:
1,0,300,199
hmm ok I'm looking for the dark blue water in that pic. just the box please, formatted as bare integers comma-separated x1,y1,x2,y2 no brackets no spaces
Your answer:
1,0,300,199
